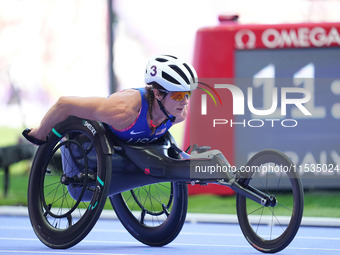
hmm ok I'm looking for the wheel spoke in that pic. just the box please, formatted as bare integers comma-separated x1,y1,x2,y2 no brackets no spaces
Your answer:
119,183,174,227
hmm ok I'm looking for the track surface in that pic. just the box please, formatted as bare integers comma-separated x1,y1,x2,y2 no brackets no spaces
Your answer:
1,215,340,255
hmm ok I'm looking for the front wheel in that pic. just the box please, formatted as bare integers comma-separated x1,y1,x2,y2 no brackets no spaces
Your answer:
236,149,304,253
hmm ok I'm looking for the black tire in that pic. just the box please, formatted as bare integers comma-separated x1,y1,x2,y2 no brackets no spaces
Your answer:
110,182,188,246
236,149,304,253
27,117,112,249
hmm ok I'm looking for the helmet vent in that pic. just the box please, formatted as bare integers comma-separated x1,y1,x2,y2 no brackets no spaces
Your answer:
183,63,195,82
155,58,168,62
164,55,177,59
169,65,189,84
162,72,181,85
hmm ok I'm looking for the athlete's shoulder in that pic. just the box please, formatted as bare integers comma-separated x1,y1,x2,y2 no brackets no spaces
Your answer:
114,88,141,97
96,88,141,130
109,89,141,107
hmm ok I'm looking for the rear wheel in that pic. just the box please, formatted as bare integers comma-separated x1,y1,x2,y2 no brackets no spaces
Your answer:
110,182,188,246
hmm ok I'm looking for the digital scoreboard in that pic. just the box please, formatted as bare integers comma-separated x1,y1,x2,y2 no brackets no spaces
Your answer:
187,21,340,190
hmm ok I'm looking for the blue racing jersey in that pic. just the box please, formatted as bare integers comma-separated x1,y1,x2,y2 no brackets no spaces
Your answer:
109,88,173,144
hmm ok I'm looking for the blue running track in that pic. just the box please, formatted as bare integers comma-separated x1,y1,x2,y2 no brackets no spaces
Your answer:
1,215,340,255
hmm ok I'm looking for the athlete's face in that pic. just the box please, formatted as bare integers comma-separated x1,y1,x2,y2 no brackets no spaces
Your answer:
162,92,189,118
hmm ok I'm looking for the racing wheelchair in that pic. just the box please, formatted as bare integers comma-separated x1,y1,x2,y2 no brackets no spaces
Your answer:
26,116,304,253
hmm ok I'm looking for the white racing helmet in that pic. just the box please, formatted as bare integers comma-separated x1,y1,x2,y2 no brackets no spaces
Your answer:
145,55,198,91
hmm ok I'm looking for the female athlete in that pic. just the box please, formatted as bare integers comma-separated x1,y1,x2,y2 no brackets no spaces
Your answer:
23,55,198,145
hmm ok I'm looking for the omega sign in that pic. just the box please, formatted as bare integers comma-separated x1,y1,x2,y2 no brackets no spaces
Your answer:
235,26,340,49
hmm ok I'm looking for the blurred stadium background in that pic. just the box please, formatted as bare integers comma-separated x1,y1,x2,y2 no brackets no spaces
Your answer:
1,0,340,214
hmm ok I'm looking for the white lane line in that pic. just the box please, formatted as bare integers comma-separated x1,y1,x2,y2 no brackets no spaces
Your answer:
2,225,340,241
0,251,142,255
1,237,340,252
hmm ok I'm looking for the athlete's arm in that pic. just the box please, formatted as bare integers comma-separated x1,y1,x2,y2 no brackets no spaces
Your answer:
29,89,141,140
